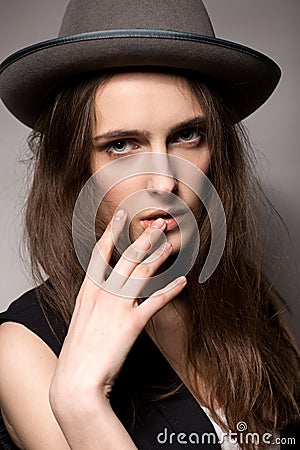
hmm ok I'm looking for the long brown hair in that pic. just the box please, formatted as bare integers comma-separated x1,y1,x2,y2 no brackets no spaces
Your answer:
184,79,300,442
25,70,300,448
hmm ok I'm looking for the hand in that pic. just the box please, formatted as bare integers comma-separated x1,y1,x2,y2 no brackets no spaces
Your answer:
50,209,187,409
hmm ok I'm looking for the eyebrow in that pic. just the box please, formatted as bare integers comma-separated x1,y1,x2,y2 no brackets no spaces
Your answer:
168,116,206,136
93,116,206,142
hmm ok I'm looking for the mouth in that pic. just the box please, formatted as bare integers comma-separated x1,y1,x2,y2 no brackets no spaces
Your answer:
140,209,185,231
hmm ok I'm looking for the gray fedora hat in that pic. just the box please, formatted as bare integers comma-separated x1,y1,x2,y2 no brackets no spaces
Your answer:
0,0,280,128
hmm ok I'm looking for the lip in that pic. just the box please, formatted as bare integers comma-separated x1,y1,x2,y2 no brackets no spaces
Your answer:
140,208,186,231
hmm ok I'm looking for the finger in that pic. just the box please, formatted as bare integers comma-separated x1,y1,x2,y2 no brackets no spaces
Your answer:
131,241,172,279
137,276,187,324
106,218,166,289
118,242,172,299
86,209,127,284
121,241,173,298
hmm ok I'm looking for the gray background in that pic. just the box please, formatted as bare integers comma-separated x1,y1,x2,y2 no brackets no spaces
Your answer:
0,1,299,342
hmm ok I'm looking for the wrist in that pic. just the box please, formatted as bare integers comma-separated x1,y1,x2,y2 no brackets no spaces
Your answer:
49,378,112,421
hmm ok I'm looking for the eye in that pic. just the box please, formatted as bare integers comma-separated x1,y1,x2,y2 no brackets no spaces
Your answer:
178,129,199,141
105,140,136,155
173,127,205,146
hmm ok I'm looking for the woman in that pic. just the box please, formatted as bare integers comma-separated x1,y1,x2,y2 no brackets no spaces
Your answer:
0,1,299,449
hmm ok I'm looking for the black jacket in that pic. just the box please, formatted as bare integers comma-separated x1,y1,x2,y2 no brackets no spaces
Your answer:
0,287,299,449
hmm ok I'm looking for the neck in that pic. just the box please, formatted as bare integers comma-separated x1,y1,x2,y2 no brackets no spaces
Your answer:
145,294,187,368
145,294,212,408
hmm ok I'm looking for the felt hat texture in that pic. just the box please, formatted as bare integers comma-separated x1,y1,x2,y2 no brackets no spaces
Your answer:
0,0,281,128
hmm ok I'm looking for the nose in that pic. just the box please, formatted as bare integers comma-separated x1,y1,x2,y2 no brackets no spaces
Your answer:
146,151,178,195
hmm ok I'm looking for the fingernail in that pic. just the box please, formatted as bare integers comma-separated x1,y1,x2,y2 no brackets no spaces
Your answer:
175,276,187,285
162,241,172,251
152,218,165,228
114,209,126,220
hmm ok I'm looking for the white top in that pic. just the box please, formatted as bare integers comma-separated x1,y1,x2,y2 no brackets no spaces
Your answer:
202,406,281,450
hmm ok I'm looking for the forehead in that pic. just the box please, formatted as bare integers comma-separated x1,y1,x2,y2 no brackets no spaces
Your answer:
94,72,203,131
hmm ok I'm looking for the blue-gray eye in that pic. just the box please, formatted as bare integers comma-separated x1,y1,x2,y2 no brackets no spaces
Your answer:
113,141,126,151
178,127,205,143
179,129,197,141
107,140,131,154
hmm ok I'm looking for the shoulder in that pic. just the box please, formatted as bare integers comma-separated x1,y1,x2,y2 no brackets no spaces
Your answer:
0,286,70,448
0,284,67,356
0,312,69,449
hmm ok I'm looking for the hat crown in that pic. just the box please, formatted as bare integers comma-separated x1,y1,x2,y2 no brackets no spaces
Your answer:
59,0,215,37
0,0,280,128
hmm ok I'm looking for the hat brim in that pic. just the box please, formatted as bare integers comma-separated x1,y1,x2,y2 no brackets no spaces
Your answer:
0,29,281,128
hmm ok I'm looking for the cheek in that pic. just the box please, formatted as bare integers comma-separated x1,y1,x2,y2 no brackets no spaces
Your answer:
179,184,202,211
174,149,210,187
96,184,130,233
102,186,126,205
114,177,142,198
99,177,144,213
191,149,211,174
203,153,211,174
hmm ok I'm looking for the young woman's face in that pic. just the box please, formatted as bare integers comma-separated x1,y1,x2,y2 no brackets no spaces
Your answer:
91,72,210,254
